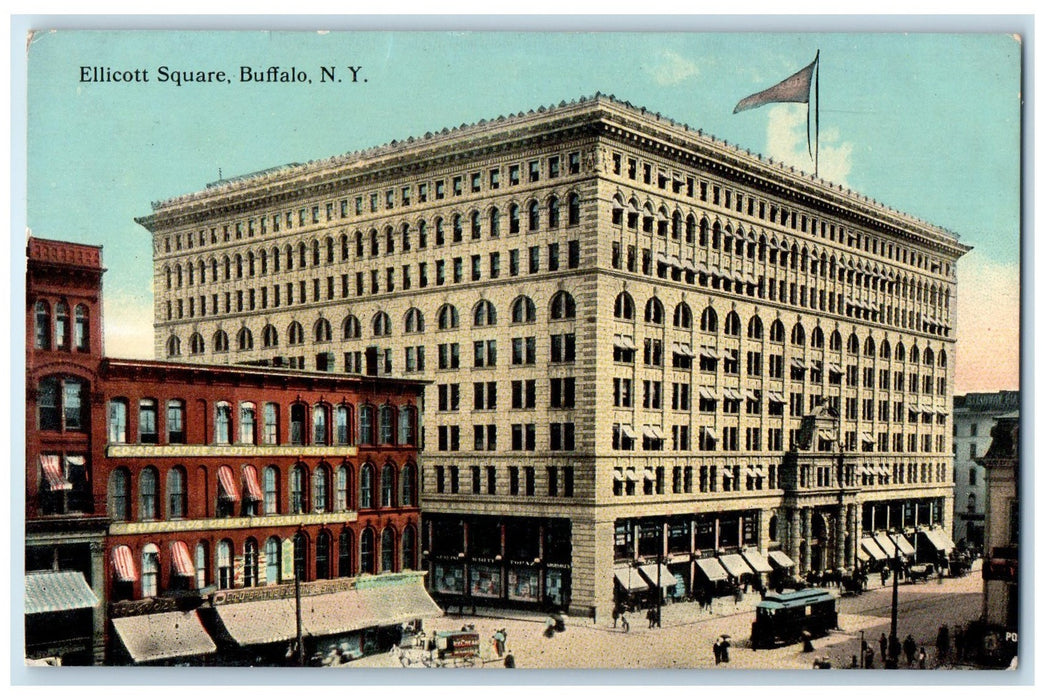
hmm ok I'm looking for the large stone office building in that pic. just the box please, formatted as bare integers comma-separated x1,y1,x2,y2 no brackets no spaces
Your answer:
138,95,969,619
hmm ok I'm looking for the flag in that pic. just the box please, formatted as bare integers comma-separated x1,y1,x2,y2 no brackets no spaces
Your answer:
733,55,818,114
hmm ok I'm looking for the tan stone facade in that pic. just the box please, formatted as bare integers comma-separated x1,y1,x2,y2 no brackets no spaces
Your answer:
138,95,968,620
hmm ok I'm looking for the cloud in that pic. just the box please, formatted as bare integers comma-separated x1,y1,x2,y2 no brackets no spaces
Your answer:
645,51,700,87
954,251,1020,394
103,288,154,359
764,105,853,185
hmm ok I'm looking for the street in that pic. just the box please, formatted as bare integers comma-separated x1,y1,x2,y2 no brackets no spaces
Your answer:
349,566,992,671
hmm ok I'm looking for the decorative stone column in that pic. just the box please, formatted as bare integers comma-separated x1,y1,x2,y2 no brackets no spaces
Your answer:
89,540,106,665
789,508,801,568
834,505,847,570
801,508,812,573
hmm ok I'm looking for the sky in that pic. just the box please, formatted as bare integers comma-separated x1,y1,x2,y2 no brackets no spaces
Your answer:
22,29,1022,394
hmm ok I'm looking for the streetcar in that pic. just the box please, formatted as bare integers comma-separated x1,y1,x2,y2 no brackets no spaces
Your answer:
750,587,839,650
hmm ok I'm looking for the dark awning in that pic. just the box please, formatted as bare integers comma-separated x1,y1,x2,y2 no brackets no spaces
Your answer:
111,611,216,663
25,570,98,615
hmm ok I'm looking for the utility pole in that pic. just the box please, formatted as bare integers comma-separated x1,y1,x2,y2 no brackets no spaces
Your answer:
887,534,900,669
295,527,305,667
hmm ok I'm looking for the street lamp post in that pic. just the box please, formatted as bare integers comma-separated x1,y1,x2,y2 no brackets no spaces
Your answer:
887,533,900,669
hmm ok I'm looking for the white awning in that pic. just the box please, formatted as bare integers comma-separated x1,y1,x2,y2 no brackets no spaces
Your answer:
670,255,683,269
675,342,694,358
767,550,796,569
112,611,216,663
873,532,900,557
744,390,760,401
722,387,743,401
625,467,638,480
828,363,843,374
613,467,624,480
718,553,754,579
699,346,720,360
682,259,696,272
817,429,837,442
639,563,677,590
613,334,637,351
642,425,665,440
698,387,717,400
890,533,916,556
614,564,650,593
695,558,729,582
643,467,656,480
702,426,718,441
655,251,669,264
861,537,889,561
860,432,875,444
741,549,773,574
767,392,786,403
621,425,638,440
790,358,806,370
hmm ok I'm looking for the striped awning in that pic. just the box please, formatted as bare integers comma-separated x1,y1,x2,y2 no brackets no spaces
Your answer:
242,465,264,502
111,545,138,582
39,455,71,491
170,541,195,578
25,570,98,615
217,465,240,502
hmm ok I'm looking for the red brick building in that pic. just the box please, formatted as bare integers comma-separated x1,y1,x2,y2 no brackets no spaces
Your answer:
26,237,436,665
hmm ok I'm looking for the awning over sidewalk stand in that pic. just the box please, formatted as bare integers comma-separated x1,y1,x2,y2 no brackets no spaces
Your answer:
889,533,916,557
638,563,677,590
741,549,773,574
861,536,888,561
767,550,796,570
919,529,955,554
856,547,869,562
25,570,98,615
718,553,754,579
695,557,729,582
112,611,216,663
614,565,650,594
111,545,138,582
873,532,901,558
215,580,443,646
931,529,956,552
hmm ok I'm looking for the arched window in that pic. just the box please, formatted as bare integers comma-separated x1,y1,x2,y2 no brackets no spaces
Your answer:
550,291,576,320
238,402,256,444
381,528,396,572
567,193,580,226
829,330,842,352
216,540,234,589
508,204,520,234
139,467,159,520
405,307,425,334
910,344,920,364
924,347,935,365
547,196,560,228
55,302,70,349
700,307,718,333
262,403,279,445
73,305,89,351
108,398,128,443
313,405,329,446
770,320,786,343
338,530,354,578
674,302,693,329
880,339,892,360
37,376,86,432
724,311,741,336
290,464,308,514
381,463,395,507
166,335,181,357
189,332,205,354
847,333,860,355
360,529,375,574
401,463,417,507
108,468,130,521
437,304,459,330
613,292,634,320
290,403,307,445
314,318,332,343
263,465,280,514
810,326,824,349
316,531,332,579
473,300,497,327
378,405,394,444
511,296,537,324
265,536,281,585
293,531,308,580
644,297,665,325
288,321,304,345
359,406,374,445
342,315,361,339
336,405,352,445
195,541,209,589
34,300,51,349
528,199,540,231
314,464,330,512
398,406,416,446
747,315,763,339
139,399,159,444
213,329,229,353
896,341,906,362
335,464,350,512
939,349,947,368
215,402,232,444
402,526,417,570
244,538,259,587
262,324,278,348
372,311,391,337
142,544,160,597
360,464,374,509
791,323,806,346
167,466,186,519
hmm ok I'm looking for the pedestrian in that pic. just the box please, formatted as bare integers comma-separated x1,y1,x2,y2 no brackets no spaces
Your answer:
917,646,927,669
954,626,965,662
849,654,859,669
880,568,889,586
504,652,516,668
878,632,888,660
903,634,917,666
720,637,731,663
863,645,875,669
936,624,951,665
612,604,620,628
654,607,661,628
646,607,655,629
713,640,722,665
620,612,629,633
889,635,901,664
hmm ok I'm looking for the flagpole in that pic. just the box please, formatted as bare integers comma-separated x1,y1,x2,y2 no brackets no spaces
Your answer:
814,50,820,179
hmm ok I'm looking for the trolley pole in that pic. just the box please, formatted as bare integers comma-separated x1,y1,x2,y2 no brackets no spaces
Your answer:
887,535,900,669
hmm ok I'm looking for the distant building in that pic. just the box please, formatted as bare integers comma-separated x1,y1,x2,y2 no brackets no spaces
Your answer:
137,95,970,619
952,391,1019,549
26,237,437,665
